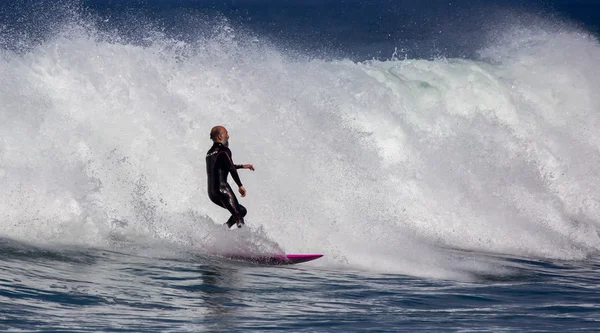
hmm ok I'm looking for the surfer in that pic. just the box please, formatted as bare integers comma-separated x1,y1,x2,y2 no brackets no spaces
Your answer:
206,126,255,228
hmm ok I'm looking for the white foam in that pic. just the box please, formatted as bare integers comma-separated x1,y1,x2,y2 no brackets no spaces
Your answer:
1,19,599,280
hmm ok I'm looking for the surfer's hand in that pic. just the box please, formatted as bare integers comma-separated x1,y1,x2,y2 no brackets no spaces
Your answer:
243,164,255,171
239,186,246,197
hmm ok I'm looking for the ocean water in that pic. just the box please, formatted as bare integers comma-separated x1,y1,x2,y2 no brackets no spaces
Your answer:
1,0,600,331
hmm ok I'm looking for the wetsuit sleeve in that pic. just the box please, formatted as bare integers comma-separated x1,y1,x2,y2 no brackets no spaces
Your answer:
221,150,243,187
234,164,243,169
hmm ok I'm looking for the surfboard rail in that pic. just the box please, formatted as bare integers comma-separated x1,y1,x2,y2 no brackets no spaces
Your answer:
222,253,323,265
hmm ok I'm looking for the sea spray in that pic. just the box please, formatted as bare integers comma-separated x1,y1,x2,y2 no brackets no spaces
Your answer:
1,7,599,279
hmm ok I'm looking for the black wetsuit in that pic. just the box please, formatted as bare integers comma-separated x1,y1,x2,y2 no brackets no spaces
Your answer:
206,142,247,228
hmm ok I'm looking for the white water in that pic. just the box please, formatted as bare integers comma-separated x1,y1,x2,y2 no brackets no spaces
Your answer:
1,20,599,280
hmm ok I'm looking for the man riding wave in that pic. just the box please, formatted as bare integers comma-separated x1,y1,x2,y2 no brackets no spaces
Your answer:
205,126,254,228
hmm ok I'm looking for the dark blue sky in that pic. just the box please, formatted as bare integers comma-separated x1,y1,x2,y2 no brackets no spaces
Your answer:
2,0,599,60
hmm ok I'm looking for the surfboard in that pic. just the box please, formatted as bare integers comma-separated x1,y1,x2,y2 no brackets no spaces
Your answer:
222,253,323,265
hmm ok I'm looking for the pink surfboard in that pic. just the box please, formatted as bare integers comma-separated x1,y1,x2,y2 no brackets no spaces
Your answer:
223,253,323,265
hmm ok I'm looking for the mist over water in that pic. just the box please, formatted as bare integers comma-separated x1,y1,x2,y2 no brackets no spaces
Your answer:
1,1,599,280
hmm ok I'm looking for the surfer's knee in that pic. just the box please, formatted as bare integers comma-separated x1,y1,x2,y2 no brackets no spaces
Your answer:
238,205,247,217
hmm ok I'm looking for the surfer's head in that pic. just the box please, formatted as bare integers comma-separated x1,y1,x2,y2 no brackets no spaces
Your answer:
210,125,230,147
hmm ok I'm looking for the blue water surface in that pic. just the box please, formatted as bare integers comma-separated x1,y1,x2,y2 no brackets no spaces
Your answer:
1,238,599,332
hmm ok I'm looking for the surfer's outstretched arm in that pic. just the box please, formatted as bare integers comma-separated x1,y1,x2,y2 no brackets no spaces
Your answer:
233,164,254,196
219,150,252,197
235,164,255,171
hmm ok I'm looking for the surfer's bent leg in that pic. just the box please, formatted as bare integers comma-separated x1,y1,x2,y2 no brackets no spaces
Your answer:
219,185,247,228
